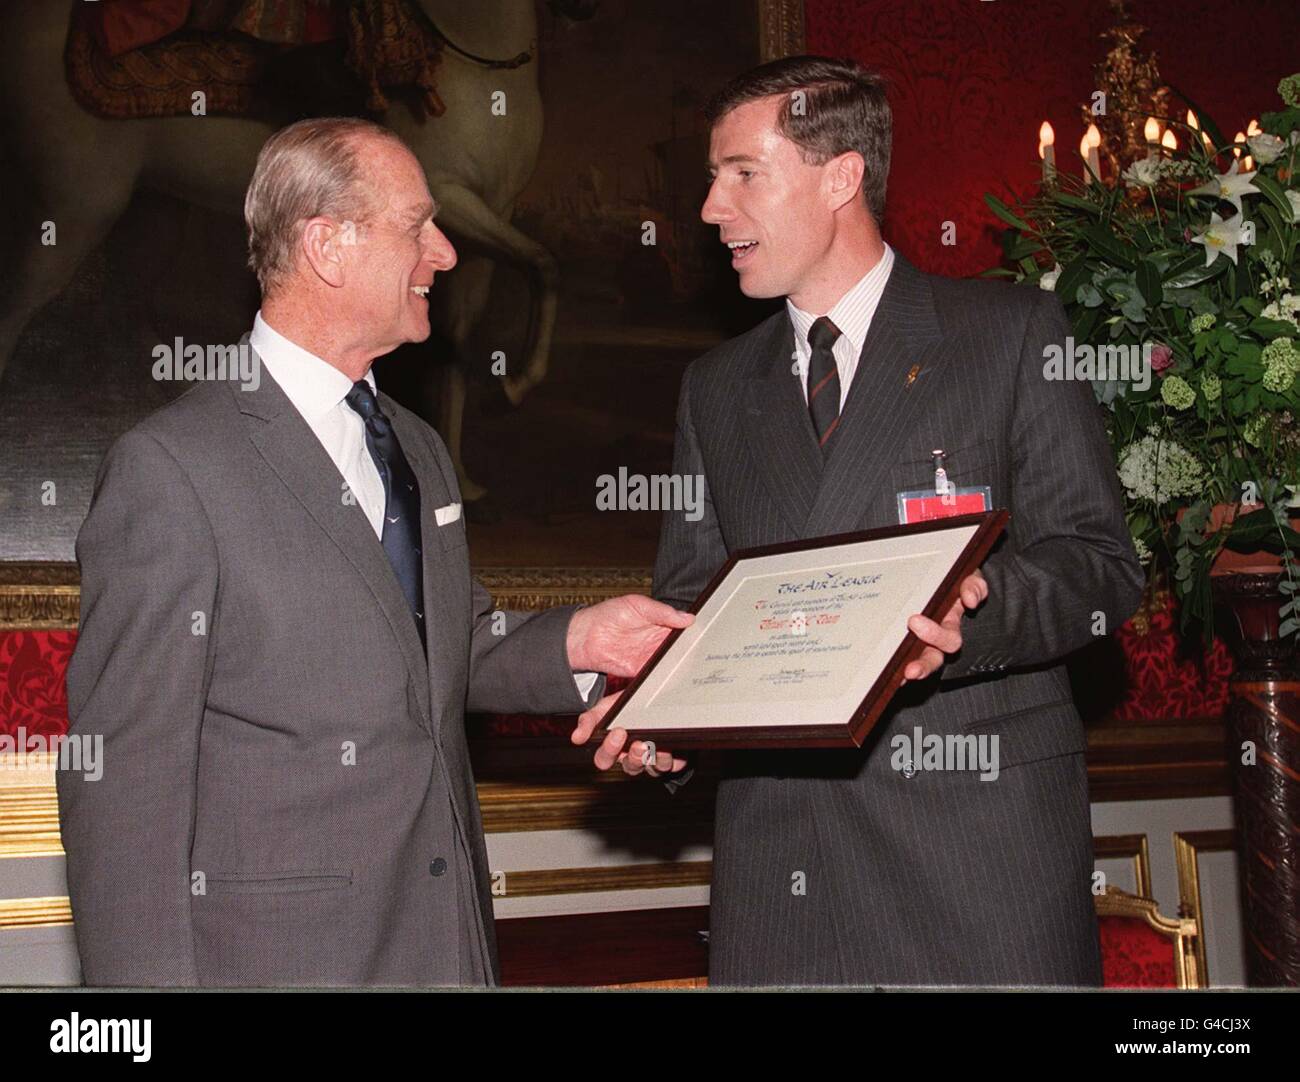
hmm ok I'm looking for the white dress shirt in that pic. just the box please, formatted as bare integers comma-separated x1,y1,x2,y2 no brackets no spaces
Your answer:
786,243,895,410
249,311,597,698
250,311,387,538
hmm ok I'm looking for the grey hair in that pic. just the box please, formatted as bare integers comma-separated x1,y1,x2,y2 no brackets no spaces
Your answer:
244,116,406,296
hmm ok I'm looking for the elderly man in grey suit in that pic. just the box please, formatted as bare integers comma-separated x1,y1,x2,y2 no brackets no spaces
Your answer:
576,56,1144,986
58,117,691,988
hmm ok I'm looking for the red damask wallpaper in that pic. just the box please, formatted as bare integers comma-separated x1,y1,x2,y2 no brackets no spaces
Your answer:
0,611,1232,736
0,631,75,738
806,0,1299,277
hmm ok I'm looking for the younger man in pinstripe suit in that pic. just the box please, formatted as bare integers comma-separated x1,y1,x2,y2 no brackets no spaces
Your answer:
576,56,1143,986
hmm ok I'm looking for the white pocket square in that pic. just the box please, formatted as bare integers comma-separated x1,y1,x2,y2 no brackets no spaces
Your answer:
434,502,462,527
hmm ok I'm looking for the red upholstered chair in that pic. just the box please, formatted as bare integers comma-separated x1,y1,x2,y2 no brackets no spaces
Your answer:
1095,886,1203,988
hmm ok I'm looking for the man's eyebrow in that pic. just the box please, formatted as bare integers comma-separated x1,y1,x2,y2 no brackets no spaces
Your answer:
706,154,763,172
404,200,438,223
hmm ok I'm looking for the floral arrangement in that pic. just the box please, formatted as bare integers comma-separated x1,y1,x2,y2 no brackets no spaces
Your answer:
986,75,1300,641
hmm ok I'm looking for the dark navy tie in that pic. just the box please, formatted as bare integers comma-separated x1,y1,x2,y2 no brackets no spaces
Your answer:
807,316,842,455
345,380,426,648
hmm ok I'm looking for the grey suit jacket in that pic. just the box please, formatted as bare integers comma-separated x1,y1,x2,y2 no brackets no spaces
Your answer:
653,253,1144,986
58,359,601,987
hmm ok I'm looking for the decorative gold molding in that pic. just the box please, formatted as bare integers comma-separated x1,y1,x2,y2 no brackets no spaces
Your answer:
0,563,653,625
475,567,652,610
758,0,806,62
0,896,72,930
1093,833,1153,897
496,860,711,898
1,757,714,862
1174,828,1237,988
0,752,63,858
0,563,79,630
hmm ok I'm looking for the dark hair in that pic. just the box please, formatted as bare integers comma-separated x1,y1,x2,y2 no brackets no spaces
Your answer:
704,55,891,222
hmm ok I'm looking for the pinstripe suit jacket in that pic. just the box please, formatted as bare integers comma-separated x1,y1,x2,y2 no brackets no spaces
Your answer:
652,253,1144,986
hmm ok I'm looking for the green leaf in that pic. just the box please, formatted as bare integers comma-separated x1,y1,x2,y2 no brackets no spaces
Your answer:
1050,192,1104,216
1082,223,1138,269
1251,318,1300,338
1165,287,1203,308
1073,304,1102,343
1220,516,1300,555
1253,173,1297,220
1078,283,1104,308
1055,258,1092,307
1136,260,1164,306
983,193,1031,232
1165,259,1226,290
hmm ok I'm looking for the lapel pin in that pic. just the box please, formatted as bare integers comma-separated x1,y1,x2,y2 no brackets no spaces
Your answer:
905,364,921,388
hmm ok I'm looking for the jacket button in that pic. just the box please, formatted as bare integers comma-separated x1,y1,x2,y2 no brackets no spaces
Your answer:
429,858,447,877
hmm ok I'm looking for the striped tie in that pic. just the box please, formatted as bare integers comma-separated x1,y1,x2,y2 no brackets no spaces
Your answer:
807,316,842,454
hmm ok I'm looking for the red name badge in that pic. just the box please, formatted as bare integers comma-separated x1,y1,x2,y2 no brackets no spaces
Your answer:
897,485,993,524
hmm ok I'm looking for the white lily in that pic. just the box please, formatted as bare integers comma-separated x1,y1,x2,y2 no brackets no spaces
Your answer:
1190,210,1247,266
1187,159,1260,213
1287,190,1300,223
1039,263,1062,291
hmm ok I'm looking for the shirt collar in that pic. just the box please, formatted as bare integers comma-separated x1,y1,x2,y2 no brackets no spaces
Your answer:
786,243,895,355
249,310,376,421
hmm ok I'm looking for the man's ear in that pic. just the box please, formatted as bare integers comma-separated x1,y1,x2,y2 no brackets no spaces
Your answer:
823,151,866,214
300,216,349,287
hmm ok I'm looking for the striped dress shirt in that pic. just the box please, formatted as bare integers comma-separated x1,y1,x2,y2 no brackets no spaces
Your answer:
786,243,896,410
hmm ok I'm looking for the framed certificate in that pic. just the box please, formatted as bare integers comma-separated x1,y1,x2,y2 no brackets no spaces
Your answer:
601,510,1008,749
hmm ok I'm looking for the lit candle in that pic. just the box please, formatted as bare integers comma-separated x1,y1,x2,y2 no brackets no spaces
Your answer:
1233,131,1246,158
1246,118,1262,137
1161,129,1177,151
1187,110,1212,152
1038,121,1056,184
1139,119,1158,172
1080,135,1097,181
1083,124,1102,181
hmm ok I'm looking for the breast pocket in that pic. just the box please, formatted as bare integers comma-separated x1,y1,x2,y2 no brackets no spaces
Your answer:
202,869,353,895
888,438,1002,499
436,510,468,552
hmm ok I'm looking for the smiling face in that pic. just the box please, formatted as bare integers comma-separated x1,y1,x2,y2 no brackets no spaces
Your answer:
342,137,457,355
702,96,841,309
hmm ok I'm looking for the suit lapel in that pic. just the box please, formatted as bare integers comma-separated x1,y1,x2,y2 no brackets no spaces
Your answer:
740,310,825,537
384,398,460,734
805,254,949,537
233,355,434,731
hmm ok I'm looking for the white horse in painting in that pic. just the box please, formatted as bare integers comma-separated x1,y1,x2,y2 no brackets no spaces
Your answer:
0,0,591,500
